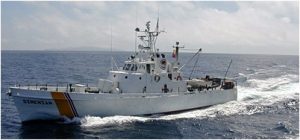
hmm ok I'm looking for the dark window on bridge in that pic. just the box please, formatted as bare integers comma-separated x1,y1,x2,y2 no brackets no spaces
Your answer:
146,64,150,74
168,73,172,80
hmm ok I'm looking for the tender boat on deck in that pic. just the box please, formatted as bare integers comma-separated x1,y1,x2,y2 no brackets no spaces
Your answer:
8,20,237,122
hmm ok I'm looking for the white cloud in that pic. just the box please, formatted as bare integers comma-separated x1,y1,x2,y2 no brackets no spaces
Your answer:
2,1,299,55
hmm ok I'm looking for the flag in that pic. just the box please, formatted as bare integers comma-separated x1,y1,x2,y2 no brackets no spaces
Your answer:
172,49,176,58
156,17,159,31
156,17,159,35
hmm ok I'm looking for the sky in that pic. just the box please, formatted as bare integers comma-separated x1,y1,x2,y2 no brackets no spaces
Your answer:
1,1,299,55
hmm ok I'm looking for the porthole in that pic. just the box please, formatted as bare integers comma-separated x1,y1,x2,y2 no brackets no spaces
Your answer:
125,76,128,79
139,77,142,80
113,75,116,77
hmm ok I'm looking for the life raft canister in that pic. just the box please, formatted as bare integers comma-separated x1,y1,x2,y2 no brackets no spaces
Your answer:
154,75,160,82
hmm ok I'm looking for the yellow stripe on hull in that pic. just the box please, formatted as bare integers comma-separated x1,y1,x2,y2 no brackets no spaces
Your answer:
51,92,75,118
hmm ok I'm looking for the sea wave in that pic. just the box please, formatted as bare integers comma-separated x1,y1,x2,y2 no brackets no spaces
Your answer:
244,74,298,91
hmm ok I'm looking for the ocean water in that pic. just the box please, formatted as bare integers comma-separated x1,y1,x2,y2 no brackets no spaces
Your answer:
1,51,299,139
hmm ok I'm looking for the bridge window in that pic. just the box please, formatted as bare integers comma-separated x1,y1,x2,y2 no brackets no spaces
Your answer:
131,64,137,71
168,73,172,80
123,64,131,71
146,64,150,74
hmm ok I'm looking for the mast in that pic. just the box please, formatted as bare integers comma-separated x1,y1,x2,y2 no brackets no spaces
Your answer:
224,59,233,79
134,18,164,61
154,14,159,53
134,5,138,53
173,42,184,62
110,25,113,70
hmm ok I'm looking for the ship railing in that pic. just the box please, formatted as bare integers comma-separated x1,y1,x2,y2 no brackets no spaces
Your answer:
11,83,96,93
12,84,67,92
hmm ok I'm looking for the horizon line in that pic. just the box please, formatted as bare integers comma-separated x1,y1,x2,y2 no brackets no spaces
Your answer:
1,49,299,56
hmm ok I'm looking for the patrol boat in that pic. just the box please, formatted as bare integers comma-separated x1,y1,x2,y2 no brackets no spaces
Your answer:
8,20,237,122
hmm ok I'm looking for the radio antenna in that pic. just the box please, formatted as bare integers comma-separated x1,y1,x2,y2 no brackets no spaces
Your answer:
224,59,233,79
110,25,113,70
153,7,160,53
134,5,138,53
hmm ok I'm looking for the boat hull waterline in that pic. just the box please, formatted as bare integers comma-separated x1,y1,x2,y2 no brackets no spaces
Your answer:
10,88,237,122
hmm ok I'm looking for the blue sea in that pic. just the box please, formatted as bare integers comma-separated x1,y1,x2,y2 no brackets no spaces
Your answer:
1,51,299,139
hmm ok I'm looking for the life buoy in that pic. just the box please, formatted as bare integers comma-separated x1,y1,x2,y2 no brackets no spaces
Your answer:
154,75,160,82
176,75,182,81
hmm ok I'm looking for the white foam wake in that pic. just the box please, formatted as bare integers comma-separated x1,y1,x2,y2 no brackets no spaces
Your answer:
80,115,148,127
238,74,299,100
79,74,299,128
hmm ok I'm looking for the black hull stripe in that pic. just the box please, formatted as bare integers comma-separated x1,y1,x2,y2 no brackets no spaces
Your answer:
65,93,78,117
64,93,79,117
62,93,75,117
66,93,78,117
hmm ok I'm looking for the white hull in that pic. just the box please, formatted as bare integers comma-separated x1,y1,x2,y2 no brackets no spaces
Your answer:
10,88,237,122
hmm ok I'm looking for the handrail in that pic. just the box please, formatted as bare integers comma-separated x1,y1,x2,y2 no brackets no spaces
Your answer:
10,83,95,92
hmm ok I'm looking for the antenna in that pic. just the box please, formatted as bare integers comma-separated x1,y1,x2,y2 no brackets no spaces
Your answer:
223,59,233,80
110,25,113,71
156,7,159,33
153,7,160,53
134,5,138,53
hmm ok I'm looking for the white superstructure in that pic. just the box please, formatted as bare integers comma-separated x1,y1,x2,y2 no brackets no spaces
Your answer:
8,20,237,122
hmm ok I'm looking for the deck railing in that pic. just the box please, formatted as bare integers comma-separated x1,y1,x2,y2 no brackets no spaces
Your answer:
11,83,92,92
